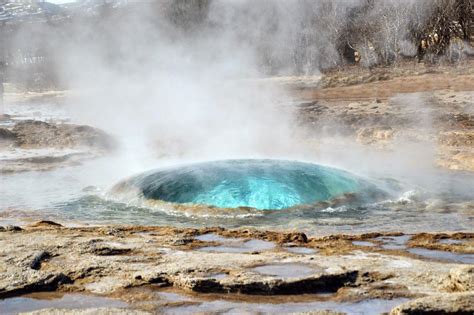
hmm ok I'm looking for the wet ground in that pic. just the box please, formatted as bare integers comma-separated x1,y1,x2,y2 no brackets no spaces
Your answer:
154,291,409,315
0,289,411,315
0,223,472,314
0,293,128,315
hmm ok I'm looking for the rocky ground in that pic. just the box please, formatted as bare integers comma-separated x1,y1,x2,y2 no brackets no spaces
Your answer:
291,61,474,172
0,221,473,314
0,119,115,173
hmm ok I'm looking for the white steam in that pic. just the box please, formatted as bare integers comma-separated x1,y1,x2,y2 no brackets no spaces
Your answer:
8,0,462,175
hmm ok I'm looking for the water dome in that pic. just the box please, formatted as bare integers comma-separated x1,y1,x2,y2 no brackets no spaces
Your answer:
118,159,379,210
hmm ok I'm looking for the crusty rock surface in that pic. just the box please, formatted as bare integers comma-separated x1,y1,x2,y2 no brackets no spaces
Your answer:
0,224,473,313
390,292,474,315
443,266,474,292
295,83,474,172
10,120,114,150
0,120,115,172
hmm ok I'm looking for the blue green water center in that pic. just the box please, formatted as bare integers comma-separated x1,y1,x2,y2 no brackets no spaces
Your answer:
129,159,370,210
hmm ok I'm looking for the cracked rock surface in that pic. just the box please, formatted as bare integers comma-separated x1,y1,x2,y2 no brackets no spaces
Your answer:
0,223,472,314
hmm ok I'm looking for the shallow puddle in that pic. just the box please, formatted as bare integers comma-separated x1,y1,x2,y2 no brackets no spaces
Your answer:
376,235,411,250
195,233,241,243
199,238,275,253
352,241,376,247
285,247,317,254
0,293,128,315
208,273,228,280
408,248,474,264
244,239,276,251
252,263,318,278
158,292,409,315
198,245,249,253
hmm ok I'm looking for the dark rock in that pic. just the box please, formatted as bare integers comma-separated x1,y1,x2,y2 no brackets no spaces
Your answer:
89,246,132,256
288,232,308,243
182,271,358,295
29,251,51,270
0,273,72,299
4,225,22,232
0,128,16,141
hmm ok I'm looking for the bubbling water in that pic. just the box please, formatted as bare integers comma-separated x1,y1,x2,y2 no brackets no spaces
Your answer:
117,159,382,210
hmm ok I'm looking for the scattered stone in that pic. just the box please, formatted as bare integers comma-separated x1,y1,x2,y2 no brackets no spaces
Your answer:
29,251,51,270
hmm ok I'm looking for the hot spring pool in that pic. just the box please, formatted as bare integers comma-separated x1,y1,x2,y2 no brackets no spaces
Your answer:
116,159,381,210
2,155,473,234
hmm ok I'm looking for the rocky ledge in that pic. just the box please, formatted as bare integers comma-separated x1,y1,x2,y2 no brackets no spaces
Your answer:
0,120,115,173
0,222,472,314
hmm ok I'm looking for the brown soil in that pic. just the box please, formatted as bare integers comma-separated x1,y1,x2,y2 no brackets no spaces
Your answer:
298,73,474,101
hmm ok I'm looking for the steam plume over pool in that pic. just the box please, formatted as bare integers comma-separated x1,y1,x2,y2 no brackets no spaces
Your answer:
116,159,382,210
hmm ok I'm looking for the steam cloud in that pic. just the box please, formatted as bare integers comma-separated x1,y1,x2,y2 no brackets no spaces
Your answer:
3,0,469,174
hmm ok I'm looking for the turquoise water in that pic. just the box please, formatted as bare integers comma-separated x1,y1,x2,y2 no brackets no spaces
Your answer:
2,156,474,234
127,159,373,210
